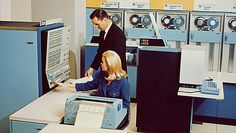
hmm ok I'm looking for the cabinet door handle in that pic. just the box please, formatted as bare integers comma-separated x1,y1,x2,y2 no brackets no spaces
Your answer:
25,41,34,45
35,128,42,131
225,35,228,42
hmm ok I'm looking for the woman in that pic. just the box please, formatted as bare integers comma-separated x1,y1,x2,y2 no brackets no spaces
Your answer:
56,50,130,109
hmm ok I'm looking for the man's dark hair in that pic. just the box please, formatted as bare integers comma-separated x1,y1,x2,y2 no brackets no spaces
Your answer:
90,9,109,20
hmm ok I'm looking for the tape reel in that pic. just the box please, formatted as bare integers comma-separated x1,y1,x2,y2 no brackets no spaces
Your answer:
173,16,185,29
129,14,152,28
129,14,140,26
161,15,185,29
194,16,219,31
141,15,152,27
110,13,121,25
161,15,172,27
207,17,219,30
194,17,206,29
228,18,236,31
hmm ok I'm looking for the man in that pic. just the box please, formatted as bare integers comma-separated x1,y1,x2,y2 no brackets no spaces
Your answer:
85,9,127,77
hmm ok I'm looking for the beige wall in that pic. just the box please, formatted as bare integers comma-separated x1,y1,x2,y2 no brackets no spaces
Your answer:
0,0,11,20
11,0,31,21
0,0,31,21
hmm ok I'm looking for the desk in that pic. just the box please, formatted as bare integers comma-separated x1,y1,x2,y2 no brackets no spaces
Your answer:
178,79,224,100
9,88,132,133
9,89,88,133
39,124,126,133
10,90,77,123
178,78,224,129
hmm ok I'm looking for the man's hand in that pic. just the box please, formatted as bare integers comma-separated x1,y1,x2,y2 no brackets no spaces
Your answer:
85,67,94,77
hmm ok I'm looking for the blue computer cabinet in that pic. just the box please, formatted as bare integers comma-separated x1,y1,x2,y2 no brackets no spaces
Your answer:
0,21,63,133
194,83,236,122
83,45,137,99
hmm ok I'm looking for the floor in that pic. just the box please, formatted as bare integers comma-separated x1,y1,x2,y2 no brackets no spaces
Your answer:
191,123,236,133
124,103,236,133
124,103,137,132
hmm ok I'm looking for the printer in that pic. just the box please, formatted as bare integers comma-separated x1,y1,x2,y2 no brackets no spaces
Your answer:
64,95,127,129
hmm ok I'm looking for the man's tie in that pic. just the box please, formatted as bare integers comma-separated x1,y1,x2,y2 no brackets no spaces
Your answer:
100,31,105,42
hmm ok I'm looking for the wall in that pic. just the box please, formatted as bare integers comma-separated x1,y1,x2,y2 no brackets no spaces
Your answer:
0,0,31,21
0,0,11,20
75,0,86,78
11,0,31,21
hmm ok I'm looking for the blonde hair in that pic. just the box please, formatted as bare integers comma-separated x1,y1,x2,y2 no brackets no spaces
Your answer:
102,50,127,80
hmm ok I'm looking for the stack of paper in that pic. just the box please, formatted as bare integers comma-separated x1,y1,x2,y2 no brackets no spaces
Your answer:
74,101,107,128
67,76,93,85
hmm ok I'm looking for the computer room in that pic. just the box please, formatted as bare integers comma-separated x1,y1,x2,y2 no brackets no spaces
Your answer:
1,0,236,133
